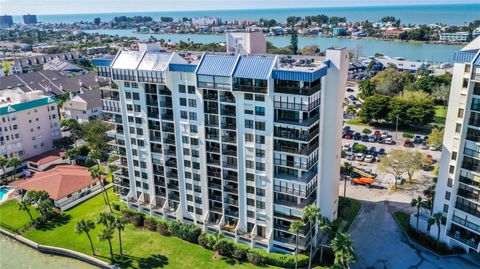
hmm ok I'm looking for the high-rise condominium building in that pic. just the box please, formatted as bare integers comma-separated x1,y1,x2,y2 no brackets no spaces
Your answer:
22,14,37,25
433,36,480,253
98,42,348,253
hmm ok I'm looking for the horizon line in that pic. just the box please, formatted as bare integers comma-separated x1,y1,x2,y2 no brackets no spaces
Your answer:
2,2,479,16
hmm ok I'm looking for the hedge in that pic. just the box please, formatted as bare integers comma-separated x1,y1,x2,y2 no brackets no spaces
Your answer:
119,207,305,268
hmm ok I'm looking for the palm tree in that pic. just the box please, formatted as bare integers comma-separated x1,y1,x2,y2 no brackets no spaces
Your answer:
211,231,224,256
7,157,22,182
112,216,128,256
289,220,305,269
318,216,332,264
87,149,102,169
0,156,8,185
411,196,424,231
90,166,112,212
75,219,96,255
429,212,445,250
302,204,320,269
98,227,115,261
331,233,356,269
97,212,114,228
17,199,34,222
64,148,79,164
342,163,354,198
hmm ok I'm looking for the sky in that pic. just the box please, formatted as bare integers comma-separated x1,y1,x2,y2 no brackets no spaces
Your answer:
1,0,478,15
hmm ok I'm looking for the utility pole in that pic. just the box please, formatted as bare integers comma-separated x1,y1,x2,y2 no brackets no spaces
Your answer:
395,114,399,142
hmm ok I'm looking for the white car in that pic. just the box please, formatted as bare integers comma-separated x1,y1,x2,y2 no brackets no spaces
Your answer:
355,153,365,161
385,137,393,144
364,155,374,163
342,143,351,151
346,152,354,160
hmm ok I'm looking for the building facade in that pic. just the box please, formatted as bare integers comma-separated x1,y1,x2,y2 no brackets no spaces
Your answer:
0,15,13,27
432,37,480,253
98,44,348,253
22,14,37,24
0,89,61,178
439,32,480,43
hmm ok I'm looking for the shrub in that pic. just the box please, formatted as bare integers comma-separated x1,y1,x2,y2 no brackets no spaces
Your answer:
167,221,202,243
402,132,414,139
157,221,171,236
111,201,122,211
232,244,247,260
247,249,266,266
144,217,158,231
120,208,136,219
198,233,210,249
265,252,309,268
130,212,145,227
214,238,234,256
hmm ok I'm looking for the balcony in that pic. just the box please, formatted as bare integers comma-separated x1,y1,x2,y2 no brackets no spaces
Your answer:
220,94,235,103
198,81,230,90
205,106,219,114
457,188,480,201
274,158,317,170
455,200,480,218
274,126,319,142
274,99,320,112
274,196,315,209
274,170,317,183
232,84,268,94
222,134,236,144
204,93,218,101
223,174,238,182
167,182,179,190
206,145,220,153
208,170,222,178
221,122,236,130
274,84,321,96
161,113,174,121
459,175,480,189
209,194,223,203
163,137,176,145
221,107,236,117
103,106,121,113
447,224,480,249
274,142,319,156
162,125,175,133
223,184,238,193
274,183,316,198
165,158,177,168
275,114,319,127
208,182,222,191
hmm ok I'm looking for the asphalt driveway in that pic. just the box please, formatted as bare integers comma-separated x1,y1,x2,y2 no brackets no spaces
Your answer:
349,200,479,269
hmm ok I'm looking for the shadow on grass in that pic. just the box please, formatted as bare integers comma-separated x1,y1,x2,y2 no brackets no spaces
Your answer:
35,213,72,231
114,253,168,268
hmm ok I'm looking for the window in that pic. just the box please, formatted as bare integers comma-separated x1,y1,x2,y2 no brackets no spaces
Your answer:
447,178,453,187
245,109,253,115
255,95,265,102
188,86,196,94
443,204,449,213
455,123,462,133
180,98,187,106
247,186,255,194
132,92,140,100
256,188,265,197
452,152,457,160
256,135,265,144
181,111,188,119
458,108,465,118
465,64,471,73
245,120,254,129
189,112,197,121
255,121,265,131
445,191,451,200
256,201,265,209
191,138,199,145
188,99,197,107
182,136,189,144
183,148,190,156
245,94,253,100
256,149,265,158
245,133,254,142
246,173,254,181
184,160,191,167
247,198,255,206
192,150,200,157
179,85,186,93
246,160,254,169
190,125,198,133
462,78,469,88
255,106,265,116
256,162,265,171
449,165,455,174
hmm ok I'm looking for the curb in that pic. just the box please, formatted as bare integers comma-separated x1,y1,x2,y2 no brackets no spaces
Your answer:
0,227,115,269
346,200,364,233
391,211,460,258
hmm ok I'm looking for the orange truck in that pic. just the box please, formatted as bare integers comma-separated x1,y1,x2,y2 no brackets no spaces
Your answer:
351,177,375,187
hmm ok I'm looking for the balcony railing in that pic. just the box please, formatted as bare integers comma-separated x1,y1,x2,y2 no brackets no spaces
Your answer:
275,114,320,127
274,157,317,170
274,84,321,96
274,170,317,183
274,127,319,142
274,99,320,112
274,142,319,156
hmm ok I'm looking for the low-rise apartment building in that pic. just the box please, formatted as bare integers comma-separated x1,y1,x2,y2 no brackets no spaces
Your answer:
98,41,348,253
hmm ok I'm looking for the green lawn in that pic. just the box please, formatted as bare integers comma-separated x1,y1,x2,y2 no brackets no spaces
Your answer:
393,211,410,230
433,105,447,127
334,197,362,232
20,189,274,269
0,200,39,233
345,118,371,127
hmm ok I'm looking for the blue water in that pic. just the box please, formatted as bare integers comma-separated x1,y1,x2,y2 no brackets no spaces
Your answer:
85,29,463,63
0,188,9,200
12,4,480,25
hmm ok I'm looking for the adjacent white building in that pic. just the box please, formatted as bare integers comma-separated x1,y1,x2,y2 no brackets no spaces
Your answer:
97,41,348,253
226,32,267,55
432,36,480,253
439,32,479,43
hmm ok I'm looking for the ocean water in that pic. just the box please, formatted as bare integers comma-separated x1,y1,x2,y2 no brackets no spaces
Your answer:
12,4,480,25
85,29,463,63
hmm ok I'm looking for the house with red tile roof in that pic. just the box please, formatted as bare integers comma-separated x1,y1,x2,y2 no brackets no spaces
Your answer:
10,165,101,209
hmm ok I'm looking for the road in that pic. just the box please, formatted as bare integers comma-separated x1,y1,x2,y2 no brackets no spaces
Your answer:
349,200,479,269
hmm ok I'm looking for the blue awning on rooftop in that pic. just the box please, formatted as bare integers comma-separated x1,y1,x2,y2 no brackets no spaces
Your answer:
196,54,238,77
169,63,197,73
272,65,328,82
233,56,275,80
453,51,477,63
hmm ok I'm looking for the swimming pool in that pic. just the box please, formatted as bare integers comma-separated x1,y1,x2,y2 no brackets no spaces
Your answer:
0,188,10,200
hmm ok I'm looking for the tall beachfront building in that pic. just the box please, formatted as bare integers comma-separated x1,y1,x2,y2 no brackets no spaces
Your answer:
98,40,348,253
433,36,480,253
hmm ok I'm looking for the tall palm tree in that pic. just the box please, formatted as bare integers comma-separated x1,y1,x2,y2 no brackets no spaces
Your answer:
64,148,79,165
0,156,8,185
331,233,356,269
7,157,22,182
302,204,320,269
411,196,424,231
90,166,112,212
98,227,115,261
429,212,445,250
318,216,332,264
17,199,34,222
289,220,305,269
97,212,114,228
112,216,128,256
75,219,96,255
87,149,102,169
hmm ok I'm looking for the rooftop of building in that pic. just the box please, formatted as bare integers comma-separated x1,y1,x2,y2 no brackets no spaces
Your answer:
11,52,81,68
10,165,98,201
0,89,56,116
27,149,65,166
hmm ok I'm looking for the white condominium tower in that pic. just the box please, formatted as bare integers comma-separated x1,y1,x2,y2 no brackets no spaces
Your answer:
433,36,480,253
98,42,348,253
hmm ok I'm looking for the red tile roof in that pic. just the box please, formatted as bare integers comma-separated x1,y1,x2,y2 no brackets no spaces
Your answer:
27,150,65,166
10,165,97,200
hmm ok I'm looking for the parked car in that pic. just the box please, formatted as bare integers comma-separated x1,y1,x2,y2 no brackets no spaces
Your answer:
368,136,377,143
420,142,429,150
377,137,384,144
378,148,386,156
404,140,414,148
344,133,352,139
373,130,381,137
346,151,354,160
353,132,361,140
355,153,365,161
346,88,354,92
364,155,375,163
361,135,369,142
61,126,71,132
413,135,423,144
384,137,393,144
351,177,375,187
342,143,351,151
369,146,377,155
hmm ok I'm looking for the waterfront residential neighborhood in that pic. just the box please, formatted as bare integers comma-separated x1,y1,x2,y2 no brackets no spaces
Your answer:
0,1,480,269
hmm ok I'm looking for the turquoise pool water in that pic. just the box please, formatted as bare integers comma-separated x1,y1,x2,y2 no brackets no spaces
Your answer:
0,188,9,200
